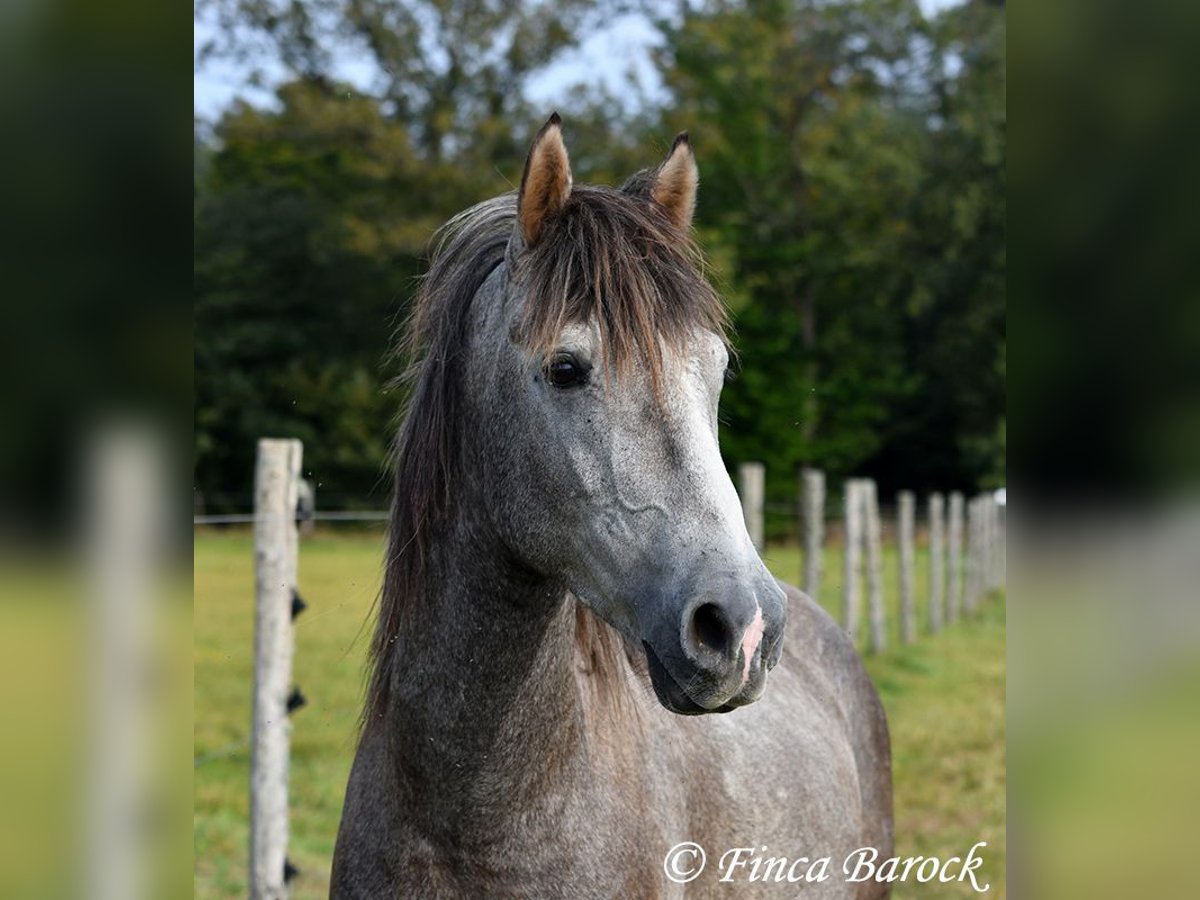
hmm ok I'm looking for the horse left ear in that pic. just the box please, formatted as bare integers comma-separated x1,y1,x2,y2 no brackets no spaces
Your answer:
651,132,698,232
516,112,573,249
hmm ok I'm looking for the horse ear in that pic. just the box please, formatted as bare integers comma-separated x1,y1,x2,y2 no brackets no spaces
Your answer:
651,132,698,232
516,112,572,249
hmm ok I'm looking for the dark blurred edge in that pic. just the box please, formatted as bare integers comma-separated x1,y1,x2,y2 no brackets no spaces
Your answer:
0,0,190,544
1010,0,1200,503
1011,3,1200,897
0,2,191,898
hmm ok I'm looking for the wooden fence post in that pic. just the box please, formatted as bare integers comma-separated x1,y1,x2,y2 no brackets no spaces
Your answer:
801,468,825,603
995,498,1006,590
250,438,303,900
947,492,964,623
739,462,765,551
86,429,162,900
990,495,1004,590
863,480,886,653
898,491,916,644
979,496,988,602
986,495,998,591
980,496,991,598
928,492,945,633
965,497,981,614
979,496,988,595
976,495,987,597
841,479,863,640
296,477,315,536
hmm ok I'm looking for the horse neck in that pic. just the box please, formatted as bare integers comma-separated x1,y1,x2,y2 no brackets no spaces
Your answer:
379,510,589,836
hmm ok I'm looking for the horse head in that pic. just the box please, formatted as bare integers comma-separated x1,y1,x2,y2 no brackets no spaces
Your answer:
467,115,788,714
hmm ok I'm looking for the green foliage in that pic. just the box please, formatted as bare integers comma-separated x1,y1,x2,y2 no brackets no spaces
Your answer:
196,0,599,161
194,82,447,504
652,0,1006,506
193,0,1006,506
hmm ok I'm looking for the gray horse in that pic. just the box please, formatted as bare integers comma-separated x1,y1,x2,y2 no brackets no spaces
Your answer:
331,115,892,898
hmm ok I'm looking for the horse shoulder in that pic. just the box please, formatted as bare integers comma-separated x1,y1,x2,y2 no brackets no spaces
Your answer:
778,580,895,888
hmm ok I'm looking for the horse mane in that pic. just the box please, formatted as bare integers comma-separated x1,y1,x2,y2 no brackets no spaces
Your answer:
366,182,728,722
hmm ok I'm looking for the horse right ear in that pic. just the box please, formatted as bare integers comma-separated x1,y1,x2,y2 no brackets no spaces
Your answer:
515,113,573,251
649,132,698,232
619,131,698,233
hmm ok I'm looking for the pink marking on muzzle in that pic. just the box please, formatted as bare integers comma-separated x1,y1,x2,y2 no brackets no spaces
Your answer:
739,607,765,687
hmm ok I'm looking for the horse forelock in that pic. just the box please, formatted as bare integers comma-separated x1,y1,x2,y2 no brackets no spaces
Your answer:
515,184,728,394
366,185,724,724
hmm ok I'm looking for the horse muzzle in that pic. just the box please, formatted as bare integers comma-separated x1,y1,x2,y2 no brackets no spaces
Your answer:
641,576,786,715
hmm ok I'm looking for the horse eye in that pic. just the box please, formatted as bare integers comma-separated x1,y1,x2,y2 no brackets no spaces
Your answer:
545,356,588,389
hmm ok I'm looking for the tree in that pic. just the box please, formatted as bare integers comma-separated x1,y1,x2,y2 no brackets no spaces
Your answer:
650,0,936,507
196,0,602,164
195,81,446,504
874,0,1006,492
193,0,1006,509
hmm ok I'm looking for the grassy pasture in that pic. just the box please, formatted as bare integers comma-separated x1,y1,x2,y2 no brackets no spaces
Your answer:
195,529,1004,898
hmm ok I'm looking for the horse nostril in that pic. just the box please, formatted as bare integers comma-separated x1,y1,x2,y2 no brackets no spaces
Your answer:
689,602,733,659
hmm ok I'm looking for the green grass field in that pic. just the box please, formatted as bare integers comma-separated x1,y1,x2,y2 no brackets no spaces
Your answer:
195,530,1005,898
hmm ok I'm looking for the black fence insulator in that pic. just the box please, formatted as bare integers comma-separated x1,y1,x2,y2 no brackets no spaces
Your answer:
284,858,300,884
286,687,307,715
291,590,307,620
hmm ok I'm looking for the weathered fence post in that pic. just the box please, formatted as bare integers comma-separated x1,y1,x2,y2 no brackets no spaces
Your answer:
863,480,886,653
975,495,987,598
841,479,863,640
801,468,825,603
296,477,316,536
898,491,916,644
985,495,997,591
979,496,988,595
978,495,990,603
980,494,992,596
965,496,981,614
994,497,1006,589
928,492,945,633
86,428,163,900
739,462,765,552
990,495,1004,590
251,438,303,900
947,492,964,623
